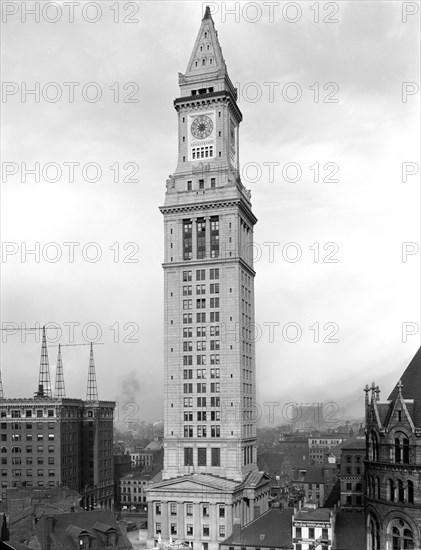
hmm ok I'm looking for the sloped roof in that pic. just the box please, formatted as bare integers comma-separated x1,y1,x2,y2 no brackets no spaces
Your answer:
303,466,324,484
388,347,421,427
294,507,331,522
184,6,227,78
35,510,131,550
222,509,293,548
258,452,286,472
334,510,365,550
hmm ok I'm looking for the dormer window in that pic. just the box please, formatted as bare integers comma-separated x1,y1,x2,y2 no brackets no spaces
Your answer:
210,58,213,64
207,44,210,50
107,532,117,546
204,32,207,38
79,534,89,550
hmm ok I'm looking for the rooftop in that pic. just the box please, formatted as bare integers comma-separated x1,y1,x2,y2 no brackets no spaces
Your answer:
294,507,332,523
388,346,421,427
222,508,293,548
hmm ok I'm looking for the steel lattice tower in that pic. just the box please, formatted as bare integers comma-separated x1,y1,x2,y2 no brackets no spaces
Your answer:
86,342,98,401
54,344,66,398
38,326,52,397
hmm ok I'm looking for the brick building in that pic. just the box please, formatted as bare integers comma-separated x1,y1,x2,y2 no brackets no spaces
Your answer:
338,436,365,511
0,332,115,510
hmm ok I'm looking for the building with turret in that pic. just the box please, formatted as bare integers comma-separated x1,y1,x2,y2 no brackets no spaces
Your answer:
146,7,270,550
364,347,421,549
0,328,115,509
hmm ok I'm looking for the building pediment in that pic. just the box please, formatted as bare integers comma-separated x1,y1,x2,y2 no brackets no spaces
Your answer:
148,474,238,495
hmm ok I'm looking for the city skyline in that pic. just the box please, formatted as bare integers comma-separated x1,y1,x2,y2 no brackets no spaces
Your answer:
1,1,420,424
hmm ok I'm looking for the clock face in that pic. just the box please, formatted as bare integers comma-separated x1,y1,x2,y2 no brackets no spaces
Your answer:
191,115,214,140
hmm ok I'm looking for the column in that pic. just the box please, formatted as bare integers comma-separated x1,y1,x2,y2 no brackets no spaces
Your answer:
226,503,233,537
161,501,169,540
194,502,201,546
249,498,255,522
178,501,185,540
205,216,211,259
192,217,197,260
148,502,154,539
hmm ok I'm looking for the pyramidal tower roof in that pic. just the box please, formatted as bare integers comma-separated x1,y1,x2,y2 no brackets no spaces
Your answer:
388,347,421,426
54,344,66,398
38,326,52,397
184,6,227,79
86,343,98,401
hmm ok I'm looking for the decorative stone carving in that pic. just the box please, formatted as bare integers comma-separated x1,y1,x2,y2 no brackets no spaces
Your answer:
166,175,175,189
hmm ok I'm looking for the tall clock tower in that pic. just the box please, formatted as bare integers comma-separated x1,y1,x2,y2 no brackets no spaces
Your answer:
147,8,269,549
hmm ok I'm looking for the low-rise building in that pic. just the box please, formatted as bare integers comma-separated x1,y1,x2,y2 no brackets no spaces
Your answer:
337,436,365,511
120,471,153,510
292,501,335,550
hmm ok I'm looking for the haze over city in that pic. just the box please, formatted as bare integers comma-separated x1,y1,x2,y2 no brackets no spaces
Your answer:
1,1,419,423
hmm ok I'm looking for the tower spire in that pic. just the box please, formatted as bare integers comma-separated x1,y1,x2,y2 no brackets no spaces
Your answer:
0,368,3,399
54,344,66,398
38,326,52,397
86,343,98,401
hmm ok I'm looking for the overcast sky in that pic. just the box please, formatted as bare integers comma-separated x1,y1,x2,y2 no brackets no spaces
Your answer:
1,1,420,426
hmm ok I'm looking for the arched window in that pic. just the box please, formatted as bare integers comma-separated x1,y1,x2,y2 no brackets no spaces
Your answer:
394,432,411,465
389,479,395,502
395,438,401,463
368,514,380,550
390,519,414,550
397,479,404,502
402,438,409,463
370,432,379,461
0,447,6,453
408,481,414,504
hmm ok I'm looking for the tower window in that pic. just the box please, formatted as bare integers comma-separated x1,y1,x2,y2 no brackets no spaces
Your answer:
183,220,193,260
197,218,206,259
210,59,213,64
202,59,206,65
187,180,192,191
198,448,207,466
199,179,204,189
211,178,216,188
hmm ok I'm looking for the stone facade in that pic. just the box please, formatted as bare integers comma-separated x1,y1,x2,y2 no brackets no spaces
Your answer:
146,7,269,550
364,347,421,549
